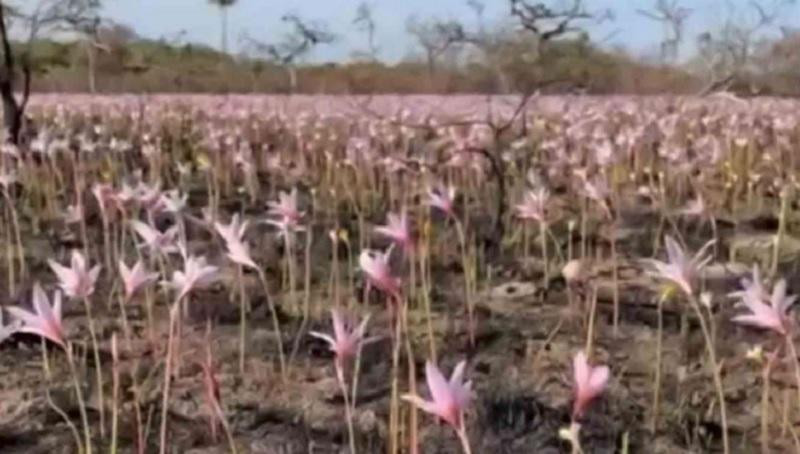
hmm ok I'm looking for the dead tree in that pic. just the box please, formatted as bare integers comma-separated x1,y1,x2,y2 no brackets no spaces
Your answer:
0,0,100,143
696,0,794,95
637,0,692,63
242,14,334,93
352,2,378,60
509,0,612,59
406,16,465,85
208,0,237,54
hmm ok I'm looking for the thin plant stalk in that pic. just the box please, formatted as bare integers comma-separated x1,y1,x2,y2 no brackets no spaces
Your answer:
419,234,437,363
256,268,287,380
541,221,549,286
388,299,403,454
4,203,14,294
289,226,314,365
762,349,778,454
82,295,106,438
41,340,84,454
110,334,119,454
66,342,93,454
611,221,619,337
456,425,473,454
650,291,668,434
401,296,419,453
453,219,474,345
773,188,789,275
584,284,598,356
784,334,800,420
237,265,247,375
159,299,181,454
2,189,25,284
336,364,357,454
284,229,297,315
580,196,588,260
687,294,729,454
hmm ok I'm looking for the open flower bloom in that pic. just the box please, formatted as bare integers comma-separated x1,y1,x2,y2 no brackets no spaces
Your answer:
515,188,550,224
679,195,707,218
644,235,714,297
119,259,159,300
729,265,769,306
428,184,457,217
92,183,115,219
572,350,609,419
155,190,188,215
359,247,401,297
266,188,304,232
576,172,612,218
170,254,219,300
374,210,412,251
214,214,258,269
64,203,84,225
403,360,472,430
309,309,375,368
130,220,180,255
48,250,101,299
731,266,796,335
6,283,65,348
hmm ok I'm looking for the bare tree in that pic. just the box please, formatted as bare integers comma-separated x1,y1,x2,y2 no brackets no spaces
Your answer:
696,0,795,94
209,0,237,54
0,0,101,143
67,15,111,93
242,14,335,93
406,15,465,85
508,0,611,59
636,0,692,63
353,2,378,60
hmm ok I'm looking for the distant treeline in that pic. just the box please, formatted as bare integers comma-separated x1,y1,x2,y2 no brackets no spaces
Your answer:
21,25,800,96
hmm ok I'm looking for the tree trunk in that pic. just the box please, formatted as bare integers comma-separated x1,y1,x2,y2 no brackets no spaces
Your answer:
287,65,297,94
87,42,96,93
426,52,436,90
0,2,25,145
1,90,21,144
221,6,228,54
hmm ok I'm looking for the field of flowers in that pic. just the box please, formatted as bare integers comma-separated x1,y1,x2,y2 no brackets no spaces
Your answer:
1,94,799,453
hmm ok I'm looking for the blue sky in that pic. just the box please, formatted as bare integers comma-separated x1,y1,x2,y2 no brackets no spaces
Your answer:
101,0,798,62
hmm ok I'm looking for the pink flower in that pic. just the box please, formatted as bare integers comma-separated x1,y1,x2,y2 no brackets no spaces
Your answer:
119,259,159,301
679,195,707,218
92,183,115,219
130,220,180,255
374,210,412,251
64,204,83,225
48,250,101,299
359,248,401,297
214,214,258,270
154,190,188,215
403,360,472,430
731,266,795,336
6,283,66,348
309,309,375,367
572,350,609,419
515,188,550,224
428,184,457,217
266,188,304,232
170,254,219,300
645,235,714,297
576,171,611,217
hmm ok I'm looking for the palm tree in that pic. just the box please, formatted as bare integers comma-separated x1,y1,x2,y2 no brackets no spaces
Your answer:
209,0,237,54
